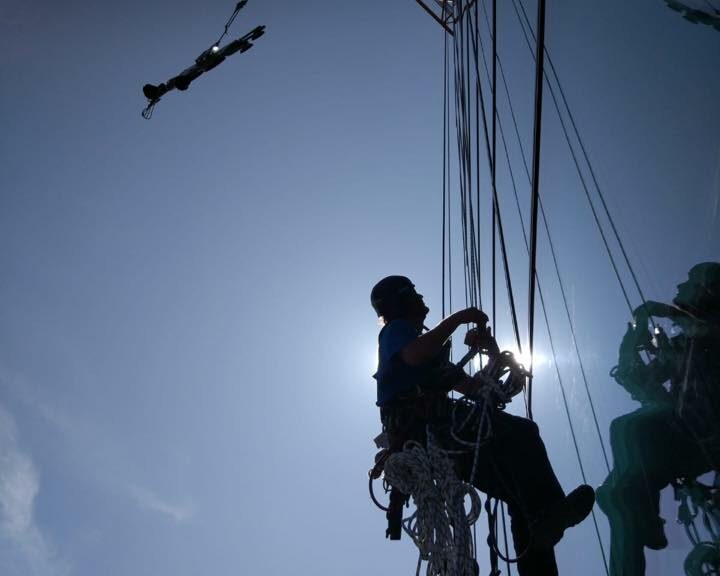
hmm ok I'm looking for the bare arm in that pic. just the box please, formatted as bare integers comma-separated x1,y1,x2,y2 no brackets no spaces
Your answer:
400,307,488,366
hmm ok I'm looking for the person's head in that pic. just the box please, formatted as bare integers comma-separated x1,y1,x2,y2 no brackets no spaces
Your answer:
673,262,720,318
370,275,429,325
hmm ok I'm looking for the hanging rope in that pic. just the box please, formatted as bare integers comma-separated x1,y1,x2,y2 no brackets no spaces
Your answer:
513,0,651,321
439,0,614,571
473,0,613,478
214,0,249,48
384,435,482,576
525,0,547,422
470,3,610,570
463,10,524,356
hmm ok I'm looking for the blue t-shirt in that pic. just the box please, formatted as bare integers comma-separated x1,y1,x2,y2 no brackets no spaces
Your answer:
374,319,426,406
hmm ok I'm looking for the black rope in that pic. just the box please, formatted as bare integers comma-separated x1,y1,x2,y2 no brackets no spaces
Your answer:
475,0,612,475
443,4,449,319
214,0,248,48
474,0,483,315
526,0,546,423
448,4,605,571
467,10,523,355
444,2,454,320
515,0,647,318
453,12,472,310
478,27,609,573
472,1,610,568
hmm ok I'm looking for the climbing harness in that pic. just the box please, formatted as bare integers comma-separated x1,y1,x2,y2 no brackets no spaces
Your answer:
368,342,528,575
141,0,265,119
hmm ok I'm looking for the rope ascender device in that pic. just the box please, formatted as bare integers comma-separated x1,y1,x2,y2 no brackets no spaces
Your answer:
141,0,266,119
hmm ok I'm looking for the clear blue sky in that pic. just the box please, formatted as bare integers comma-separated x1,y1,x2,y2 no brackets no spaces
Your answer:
1,0,718,575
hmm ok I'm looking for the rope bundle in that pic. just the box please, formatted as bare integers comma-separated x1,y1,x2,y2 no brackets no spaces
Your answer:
384,436,481,576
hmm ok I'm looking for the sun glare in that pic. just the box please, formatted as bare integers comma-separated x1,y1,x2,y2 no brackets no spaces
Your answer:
470,346,550,373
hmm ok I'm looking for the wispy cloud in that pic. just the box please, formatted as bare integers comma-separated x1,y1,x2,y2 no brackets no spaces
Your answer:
0,404,59,576
128,484,194,523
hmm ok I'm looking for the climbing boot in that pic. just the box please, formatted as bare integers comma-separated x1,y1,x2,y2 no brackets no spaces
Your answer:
635,513,668,550
532,484,596,549
597,481,667,550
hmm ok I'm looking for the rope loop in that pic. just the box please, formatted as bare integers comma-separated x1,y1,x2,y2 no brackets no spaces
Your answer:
384,434,481,576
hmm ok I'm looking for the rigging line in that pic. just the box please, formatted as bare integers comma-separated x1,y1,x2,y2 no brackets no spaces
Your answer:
215,0,248,48
452,17,471,310
526,0,547,422
479,0,531,183
538,275,611,573
473,4,609,564
466,10,523,354
448,26,453,319
514,157,611,567
465,8,482,309
488,52,496,336
460,5,476,307
471,4,529,414
491,0,509,546
513,0,643,316
477,0,612,473
454,7,477,310
467,7,498,380
490,0,498,382
443,6,449,319
490,70,611,570
478,47,609,565
500,501,512,576
474,0,483,313
491,0,497,228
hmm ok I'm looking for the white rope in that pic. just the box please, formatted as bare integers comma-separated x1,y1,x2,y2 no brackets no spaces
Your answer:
384,434,482,576
379,352,528,575
452,352,527,484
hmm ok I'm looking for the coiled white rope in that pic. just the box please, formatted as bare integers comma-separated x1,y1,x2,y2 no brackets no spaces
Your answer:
379,351,528,574
384,434,482,576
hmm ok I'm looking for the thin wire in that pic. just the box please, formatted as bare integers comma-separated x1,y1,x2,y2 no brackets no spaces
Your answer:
475,0,483,313
490,0,498,339
526,0,547,422
468,9,523,353
214,0,247,47
473,1,610,567
453,12,472,310
443,4,449,318
475,0,611,472
515,0,645,317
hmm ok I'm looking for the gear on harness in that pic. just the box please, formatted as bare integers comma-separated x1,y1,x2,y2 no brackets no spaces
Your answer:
368,332,528,573
141,1,266,119
384,435,482,576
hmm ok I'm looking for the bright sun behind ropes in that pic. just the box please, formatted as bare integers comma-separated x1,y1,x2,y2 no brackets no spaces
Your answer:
471,347,550,373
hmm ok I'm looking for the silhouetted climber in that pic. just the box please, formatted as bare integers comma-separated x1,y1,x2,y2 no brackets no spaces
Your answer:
370,275,595,576
597,262,720,576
